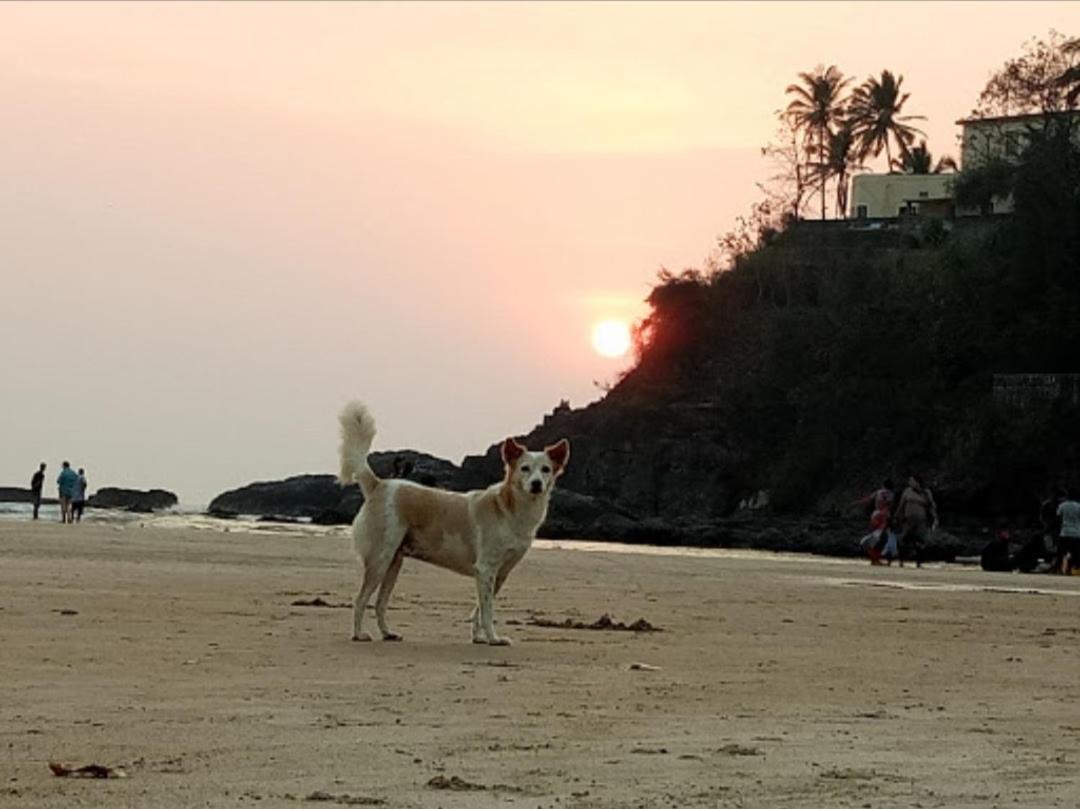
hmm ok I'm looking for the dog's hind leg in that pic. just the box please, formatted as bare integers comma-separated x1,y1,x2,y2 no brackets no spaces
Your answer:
351,490,407,643
374,549,405,641
351,562,381,642
352,541,404,642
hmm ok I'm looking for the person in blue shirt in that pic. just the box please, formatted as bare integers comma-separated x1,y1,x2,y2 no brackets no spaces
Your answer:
56,461,79,524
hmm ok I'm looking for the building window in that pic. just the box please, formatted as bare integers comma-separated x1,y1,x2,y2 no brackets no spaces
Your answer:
856,204,868,219
918,191,929,198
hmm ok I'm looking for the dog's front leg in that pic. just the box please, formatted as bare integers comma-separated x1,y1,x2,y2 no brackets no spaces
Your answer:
472,563,509,646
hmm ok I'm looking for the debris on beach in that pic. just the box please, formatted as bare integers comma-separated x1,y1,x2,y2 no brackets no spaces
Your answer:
302,790,385,805
628,662,661,671
426,775,486,792
526,613,662,632
48,762,127,779
818,766,877,780
715,743,762,757
426,775,525,794
290,597,351,609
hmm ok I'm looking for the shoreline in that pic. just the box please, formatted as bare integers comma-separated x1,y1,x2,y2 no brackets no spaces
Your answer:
0,500,1041,571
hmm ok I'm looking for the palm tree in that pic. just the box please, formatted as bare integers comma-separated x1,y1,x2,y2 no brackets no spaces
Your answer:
848,70,925,171
894,140,958,174
823,123,862,217
785,65,851,219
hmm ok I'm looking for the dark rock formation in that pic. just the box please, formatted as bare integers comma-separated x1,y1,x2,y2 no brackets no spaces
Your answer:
460,398,746,528
0,487,58,505
205,410,988,560
454,401,991,561
539,490,640,540
208,451,463,524
0,487,36,503
88,487,178,512
209,474,347,520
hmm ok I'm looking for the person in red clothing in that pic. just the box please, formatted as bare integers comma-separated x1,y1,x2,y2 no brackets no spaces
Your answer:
855,479,895,565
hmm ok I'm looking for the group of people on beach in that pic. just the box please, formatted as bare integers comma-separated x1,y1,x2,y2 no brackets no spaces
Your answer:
30,461,88,524
855,476,938,567
980,488,1080,575
855,473,1080,574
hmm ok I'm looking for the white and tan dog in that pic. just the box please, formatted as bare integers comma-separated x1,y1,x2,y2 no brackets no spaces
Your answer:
338,401,569,645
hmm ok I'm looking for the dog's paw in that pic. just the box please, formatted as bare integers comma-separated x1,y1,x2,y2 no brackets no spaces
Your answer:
351,632,373,642
382,631,403,642
487,636,512,647
472,636,488,645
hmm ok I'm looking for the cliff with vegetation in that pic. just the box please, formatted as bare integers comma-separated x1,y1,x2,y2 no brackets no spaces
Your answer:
477,36,1080,550
466,127,1080,549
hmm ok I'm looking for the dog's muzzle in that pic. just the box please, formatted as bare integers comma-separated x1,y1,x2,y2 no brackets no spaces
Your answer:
529,480,543,495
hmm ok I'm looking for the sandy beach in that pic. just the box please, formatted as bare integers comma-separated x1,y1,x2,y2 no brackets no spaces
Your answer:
1,521,1078,809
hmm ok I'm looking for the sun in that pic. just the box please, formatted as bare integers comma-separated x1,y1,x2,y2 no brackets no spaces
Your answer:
591,319,632,358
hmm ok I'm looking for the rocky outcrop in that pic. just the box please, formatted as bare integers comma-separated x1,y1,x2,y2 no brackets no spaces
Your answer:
204,408,987,560
0,487,36,503
209,474,352,522
460,398,748,526
539,490,640,540
88,487,178,512
207,451,462,524
453,400,992,561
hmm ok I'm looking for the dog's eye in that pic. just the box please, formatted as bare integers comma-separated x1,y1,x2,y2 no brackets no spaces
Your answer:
541,466,551,474
520,465,530,473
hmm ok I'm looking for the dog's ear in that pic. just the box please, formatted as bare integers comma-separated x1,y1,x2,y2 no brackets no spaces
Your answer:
545,439,570,473
501,438,526,466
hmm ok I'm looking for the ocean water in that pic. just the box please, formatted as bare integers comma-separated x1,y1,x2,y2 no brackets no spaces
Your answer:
0,502,946,564
0,502,343,537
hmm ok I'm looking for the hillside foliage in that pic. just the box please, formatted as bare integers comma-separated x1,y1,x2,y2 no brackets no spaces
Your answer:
620,130,1080,517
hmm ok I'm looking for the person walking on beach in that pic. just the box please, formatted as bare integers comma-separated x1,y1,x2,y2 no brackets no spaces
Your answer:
1055,488,1080,575
56,461,79,524
854,479,895,565
30,462,46,520
71,468,88,523
894,475,937,568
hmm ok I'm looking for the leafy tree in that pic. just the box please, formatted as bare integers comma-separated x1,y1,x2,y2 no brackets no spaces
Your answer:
848,70,925,170
895,140,957,174
760,115,812,220
715,199,784,271
785,65,850,219
975,30,1080,119
958,32,1080,212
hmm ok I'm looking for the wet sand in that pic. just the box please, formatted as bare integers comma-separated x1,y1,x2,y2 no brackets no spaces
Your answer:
1,521,1078,808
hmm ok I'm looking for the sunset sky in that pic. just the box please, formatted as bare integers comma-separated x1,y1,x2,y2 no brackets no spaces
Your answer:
3,2,1078,504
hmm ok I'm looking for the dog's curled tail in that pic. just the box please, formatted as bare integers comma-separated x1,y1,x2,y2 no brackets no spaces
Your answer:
338,401,379,497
